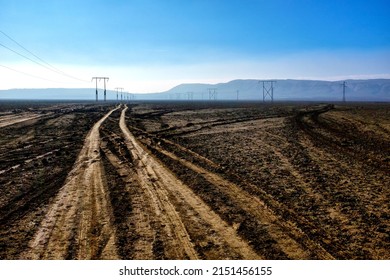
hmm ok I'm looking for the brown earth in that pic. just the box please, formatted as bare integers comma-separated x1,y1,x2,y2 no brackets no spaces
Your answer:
0,101,389,259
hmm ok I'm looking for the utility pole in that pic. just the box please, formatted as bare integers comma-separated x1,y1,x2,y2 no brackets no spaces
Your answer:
92,77,109,101
259,80,276,102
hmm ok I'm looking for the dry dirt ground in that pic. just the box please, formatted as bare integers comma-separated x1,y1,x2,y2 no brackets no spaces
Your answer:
0,100,389,259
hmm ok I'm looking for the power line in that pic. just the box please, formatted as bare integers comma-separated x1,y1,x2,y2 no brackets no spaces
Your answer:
0,63,66,84
0,31,72,78
0,42,55,72
0,30,89,83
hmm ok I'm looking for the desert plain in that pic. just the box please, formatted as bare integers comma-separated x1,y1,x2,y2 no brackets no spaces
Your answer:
0,100,389,259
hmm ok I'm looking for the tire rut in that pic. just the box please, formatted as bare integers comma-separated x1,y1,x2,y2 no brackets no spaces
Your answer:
120,106,261,260
291,106,390,259
152,143,333,259
0,112,48,128
21,107,119,259
128,117,333,259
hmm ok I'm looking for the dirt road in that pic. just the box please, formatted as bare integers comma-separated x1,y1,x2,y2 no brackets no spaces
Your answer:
115,106,261,259
22,107,119,259
123,102,389,259
18,105,262,259
0,112,46,128
1,101,388,259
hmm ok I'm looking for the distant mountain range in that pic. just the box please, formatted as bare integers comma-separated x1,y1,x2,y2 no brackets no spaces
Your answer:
160,79,390,101
1,79,389,101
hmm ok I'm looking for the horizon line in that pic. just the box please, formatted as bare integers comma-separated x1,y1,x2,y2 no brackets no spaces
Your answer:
1,77,390,93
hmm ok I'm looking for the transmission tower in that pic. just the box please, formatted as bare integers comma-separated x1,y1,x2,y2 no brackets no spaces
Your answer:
115,87,123,101
92,77,98,101
92,77,109,101
186,92,194,100
341,81,347,102
259,80,276,102
208,88,218,100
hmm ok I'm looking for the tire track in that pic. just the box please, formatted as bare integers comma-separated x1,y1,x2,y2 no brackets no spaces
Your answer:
291,106,390,259
128,118,333,259
0,112,47,128
120,107,199,259
21,107,119,260
100,138,158,259
152,143,332,259
120,106,261,260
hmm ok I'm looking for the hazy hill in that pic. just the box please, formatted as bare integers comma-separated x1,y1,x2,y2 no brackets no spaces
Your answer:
0,79,389,101
163,79,390,101
0,88,118,101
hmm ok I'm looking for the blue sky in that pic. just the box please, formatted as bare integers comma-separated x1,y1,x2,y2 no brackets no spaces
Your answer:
1,0,389,92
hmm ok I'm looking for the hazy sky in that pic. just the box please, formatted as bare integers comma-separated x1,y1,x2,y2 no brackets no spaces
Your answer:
1,0,389,92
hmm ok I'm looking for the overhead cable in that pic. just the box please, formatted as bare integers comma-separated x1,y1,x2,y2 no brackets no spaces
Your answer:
0,63,66,84
0,30,89,83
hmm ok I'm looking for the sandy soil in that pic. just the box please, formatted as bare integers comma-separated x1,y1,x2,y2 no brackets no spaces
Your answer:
21,107,119,259
0,112,47,128
0,101,388,259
